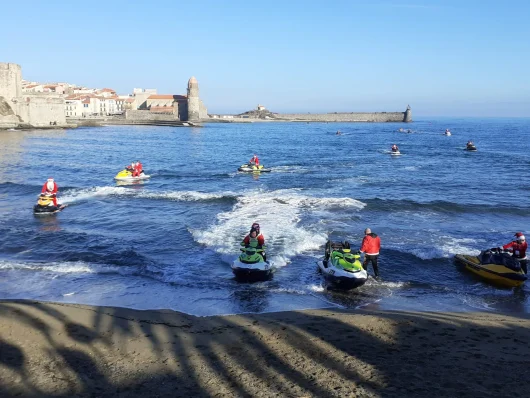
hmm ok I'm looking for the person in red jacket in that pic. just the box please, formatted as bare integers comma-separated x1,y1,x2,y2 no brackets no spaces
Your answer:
242,223,266,261
249,154,259,166
132,160,143,177
41,177,58,206
360,227,381,277
503,232,528,274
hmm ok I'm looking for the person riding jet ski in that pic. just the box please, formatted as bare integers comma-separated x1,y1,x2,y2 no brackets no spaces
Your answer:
249,154,259,166
502,232,528,274
132,160,143,177
466,140,477,151
41,177,58,206
391,144,399,153
241,223,266,261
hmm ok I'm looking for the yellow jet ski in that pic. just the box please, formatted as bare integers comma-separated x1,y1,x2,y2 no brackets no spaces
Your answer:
114,169,150,181
454,249,527,288
33,194,67,215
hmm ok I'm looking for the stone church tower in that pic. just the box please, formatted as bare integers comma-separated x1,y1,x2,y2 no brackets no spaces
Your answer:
187,76,200,121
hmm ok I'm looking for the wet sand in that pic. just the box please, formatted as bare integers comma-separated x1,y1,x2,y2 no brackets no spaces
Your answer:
0,300,529,397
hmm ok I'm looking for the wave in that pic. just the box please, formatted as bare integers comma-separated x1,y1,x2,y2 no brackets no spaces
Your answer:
191,189,366,265
364,198,530,214
59,186,238,205
384,236,483,260
0,259,136,275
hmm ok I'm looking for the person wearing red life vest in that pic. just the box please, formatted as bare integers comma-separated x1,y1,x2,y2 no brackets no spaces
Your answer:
242,222,266,261
360,227,381,278
503,232,528,274
133,160,143,177
249,154,259,166
41,177,58,206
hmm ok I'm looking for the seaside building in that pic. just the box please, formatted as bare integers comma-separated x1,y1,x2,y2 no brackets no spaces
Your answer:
0,63,67,129
125,77,208,122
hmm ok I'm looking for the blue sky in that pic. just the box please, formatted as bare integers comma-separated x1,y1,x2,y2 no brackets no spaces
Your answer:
2,0,529,116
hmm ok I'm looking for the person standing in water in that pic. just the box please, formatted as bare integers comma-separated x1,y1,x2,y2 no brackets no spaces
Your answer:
360,228,381,278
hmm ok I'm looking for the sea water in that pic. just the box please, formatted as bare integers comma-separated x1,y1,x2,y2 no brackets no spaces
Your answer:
1,118,529,315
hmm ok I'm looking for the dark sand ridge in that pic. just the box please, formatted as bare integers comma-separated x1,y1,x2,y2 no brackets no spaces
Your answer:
1,300,529,397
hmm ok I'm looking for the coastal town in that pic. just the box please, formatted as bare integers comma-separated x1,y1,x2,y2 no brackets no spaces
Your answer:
1,62,411,130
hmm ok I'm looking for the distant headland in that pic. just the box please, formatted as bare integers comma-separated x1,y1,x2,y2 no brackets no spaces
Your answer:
1,62,411,130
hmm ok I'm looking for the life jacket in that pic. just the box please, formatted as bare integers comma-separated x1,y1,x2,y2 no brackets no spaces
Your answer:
248,237,259,248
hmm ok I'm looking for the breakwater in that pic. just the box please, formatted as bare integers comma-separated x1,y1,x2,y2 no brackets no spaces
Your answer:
276,111,409,122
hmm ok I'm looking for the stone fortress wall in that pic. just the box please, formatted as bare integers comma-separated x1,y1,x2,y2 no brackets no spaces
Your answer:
126,110,184,121
276,110,410,123
126,76,208,123
212,106,412,123
0,63,67,129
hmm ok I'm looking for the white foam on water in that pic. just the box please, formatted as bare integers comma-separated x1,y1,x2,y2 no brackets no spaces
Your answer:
192,189,366,265
60,186,128,204
0,259,134,275
377,281,406,288
60,186,236,204
272,165,310,173
308,284,326,293
389,236,483,260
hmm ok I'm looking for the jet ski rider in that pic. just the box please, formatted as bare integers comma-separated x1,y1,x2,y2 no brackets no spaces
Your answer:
391,144,399,152
249,154,259,167
125,162,135,172
502,232,528,274
242,222,266,261
133,160,143,177
41,177,58,206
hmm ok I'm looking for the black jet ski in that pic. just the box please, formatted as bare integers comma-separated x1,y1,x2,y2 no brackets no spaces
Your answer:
33,194,67,215
454,248,527,288
238,163,272,173
466,143,477,151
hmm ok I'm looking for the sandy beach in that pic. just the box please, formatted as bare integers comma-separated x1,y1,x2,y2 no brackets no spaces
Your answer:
0,300,529,397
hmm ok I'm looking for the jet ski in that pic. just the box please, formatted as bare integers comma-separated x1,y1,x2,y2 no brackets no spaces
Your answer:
390,149,401,156
466,144,477,151
454,248,527,288
232,245,273,281
444,132,451,136
317,240,368,289
238,163,272,173
33,194,67,215
114,169,150,181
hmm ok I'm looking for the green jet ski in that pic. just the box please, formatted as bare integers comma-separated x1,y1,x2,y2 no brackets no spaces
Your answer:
317,240,368,289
